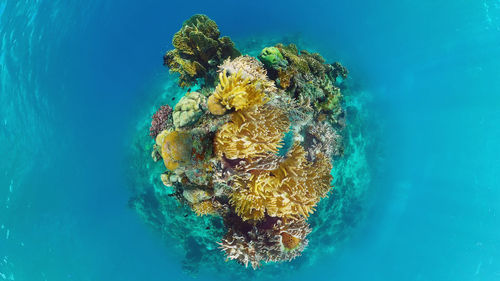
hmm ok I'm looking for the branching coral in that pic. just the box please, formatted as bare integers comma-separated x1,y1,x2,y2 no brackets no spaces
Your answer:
150,105,173,138
215,105,290,159
219,218,311,269
163,14,241,88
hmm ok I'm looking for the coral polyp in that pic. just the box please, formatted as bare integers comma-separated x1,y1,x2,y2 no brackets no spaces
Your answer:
132,14,369,274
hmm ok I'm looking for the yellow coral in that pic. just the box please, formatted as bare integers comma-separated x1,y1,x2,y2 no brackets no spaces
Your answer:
215,105,290,159
192,200,217,216
156,130,192,171
228,144,333,221
207,94,227,115
211,69,268,112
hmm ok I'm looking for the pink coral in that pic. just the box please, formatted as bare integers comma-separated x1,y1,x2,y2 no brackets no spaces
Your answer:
149,105,173,138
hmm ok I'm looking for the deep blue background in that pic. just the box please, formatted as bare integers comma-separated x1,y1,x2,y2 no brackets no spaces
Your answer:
1,0,499,280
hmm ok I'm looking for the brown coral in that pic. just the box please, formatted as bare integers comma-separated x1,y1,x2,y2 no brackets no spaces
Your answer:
192,200,217,216
163,14,241,88
209,69,269,113
229,144,333,221
150,105,173,138
215,105,290,160
219,217,311,269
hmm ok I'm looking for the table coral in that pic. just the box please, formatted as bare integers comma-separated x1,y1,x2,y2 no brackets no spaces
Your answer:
137,14,362,272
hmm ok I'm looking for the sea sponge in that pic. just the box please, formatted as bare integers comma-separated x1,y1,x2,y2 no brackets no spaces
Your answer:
172,91,206,128
163,14,241,87
258,47,288,69
215,105,290,159
229,143,333,221
209,69,268,113
156,130,192,171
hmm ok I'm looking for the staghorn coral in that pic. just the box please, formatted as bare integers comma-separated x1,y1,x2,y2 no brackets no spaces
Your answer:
150,105,173,138
215,105,290,159
164,14,241,88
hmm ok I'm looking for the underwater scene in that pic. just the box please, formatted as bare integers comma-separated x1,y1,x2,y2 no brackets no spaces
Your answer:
1,0,500,280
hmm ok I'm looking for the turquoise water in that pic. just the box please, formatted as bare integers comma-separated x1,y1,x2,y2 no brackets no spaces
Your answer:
1,0,500,280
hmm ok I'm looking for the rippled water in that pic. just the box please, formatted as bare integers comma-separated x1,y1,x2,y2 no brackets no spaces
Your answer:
1,0,500,280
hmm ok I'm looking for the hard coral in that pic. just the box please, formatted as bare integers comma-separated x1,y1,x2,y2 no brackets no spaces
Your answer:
149,105,173,138
219,218,311,269
163,14,241,88
172,91,206,128
156,130,192,171
215,105,290,160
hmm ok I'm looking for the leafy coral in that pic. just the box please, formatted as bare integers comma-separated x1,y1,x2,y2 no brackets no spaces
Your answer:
164,14,241,88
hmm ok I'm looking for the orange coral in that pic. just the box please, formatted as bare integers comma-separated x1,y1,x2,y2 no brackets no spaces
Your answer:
156,130,192,171
229,144,333,221
215,105,290,159
280,232,301,251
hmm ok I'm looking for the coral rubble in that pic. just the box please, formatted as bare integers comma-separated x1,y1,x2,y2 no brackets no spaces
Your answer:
134,14,367,273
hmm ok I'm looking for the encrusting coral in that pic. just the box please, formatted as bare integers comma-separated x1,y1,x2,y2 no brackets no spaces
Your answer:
142,14,352,271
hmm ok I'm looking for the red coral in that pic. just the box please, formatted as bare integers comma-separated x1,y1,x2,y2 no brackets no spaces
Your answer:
149,105,173,138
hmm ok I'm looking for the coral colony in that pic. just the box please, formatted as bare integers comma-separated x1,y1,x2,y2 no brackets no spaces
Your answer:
149,14,348,269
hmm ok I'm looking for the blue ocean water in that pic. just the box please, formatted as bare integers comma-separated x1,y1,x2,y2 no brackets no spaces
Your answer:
1,0,500,280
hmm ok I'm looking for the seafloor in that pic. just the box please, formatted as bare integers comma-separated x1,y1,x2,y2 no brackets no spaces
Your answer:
127,36,377,280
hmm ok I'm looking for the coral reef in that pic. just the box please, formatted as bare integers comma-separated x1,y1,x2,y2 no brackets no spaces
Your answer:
163,14,241,88
129,15,372,277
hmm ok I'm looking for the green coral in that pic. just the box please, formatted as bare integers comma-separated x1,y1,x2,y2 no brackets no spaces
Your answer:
172,91,206,128
258,46,287,69
163,14,241,88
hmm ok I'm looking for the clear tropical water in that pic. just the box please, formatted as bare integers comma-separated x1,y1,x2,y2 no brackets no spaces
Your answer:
1,0,500,280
